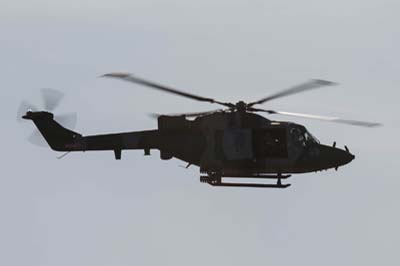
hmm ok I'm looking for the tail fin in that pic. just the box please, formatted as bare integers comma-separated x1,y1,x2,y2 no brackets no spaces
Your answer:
23,111,82,151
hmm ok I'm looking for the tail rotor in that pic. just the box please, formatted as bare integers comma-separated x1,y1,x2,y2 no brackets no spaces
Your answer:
17,88,77,147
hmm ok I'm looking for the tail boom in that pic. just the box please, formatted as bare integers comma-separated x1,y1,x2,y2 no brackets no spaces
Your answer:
23,111,159,153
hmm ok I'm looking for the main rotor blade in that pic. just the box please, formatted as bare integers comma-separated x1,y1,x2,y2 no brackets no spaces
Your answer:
248,79,337,107
101,72,234,108
41,88,64,111
250,108,382,128
149,109,223,119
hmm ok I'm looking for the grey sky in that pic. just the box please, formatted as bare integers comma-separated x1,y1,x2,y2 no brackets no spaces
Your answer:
1,0,399,265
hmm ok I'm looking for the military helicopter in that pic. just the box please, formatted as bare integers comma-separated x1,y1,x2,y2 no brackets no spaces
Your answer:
19,73,381,188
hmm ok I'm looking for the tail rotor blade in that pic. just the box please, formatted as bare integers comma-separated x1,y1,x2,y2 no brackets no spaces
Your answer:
41,88,64,111
55,112,77,129
27,130,48,147
17,101,38,122
20,89,75,148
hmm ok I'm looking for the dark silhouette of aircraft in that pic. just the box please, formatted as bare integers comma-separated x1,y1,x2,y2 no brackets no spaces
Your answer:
19,73,381,188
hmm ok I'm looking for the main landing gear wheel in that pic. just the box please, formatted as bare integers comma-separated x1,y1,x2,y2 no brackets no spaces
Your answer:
200,172,222,185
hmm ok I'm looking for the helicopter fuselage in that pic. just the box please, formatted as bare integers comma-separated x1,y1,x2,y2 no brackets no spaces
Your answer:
156,111,354,175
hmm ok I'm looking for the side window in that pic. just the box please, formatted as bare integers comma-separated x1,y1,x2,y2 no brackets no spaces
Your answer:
214,130,225,160
215,129,255,161
222,129,253,160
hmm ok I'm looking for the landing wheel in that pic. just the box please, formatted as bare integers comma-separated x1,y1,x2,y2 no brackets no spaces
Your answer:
200,171,222,184
209,172,221,184
200,176,209,183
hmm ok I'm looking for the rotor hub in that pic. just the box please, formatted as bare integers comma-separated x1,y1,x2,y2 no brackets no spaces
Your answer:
235,101,248,112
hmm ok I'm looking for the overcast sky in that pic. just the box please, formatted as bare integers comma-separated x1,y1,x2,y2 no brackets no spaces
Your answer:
1,0,399,265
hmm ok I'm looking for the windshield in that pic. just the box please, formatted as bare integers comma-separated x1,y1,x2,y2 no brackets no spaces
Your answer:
304,130,319,143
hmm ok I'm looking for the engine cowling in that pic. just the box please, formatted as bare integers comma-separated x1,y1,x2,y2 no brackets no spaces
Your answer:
158,115,189,160
157,115,187,131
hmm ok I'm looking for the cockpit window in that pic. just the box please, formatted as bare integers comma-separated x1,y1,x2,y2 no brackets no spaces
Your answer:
290,126,319,146
304,130,319,143
290,128,304,144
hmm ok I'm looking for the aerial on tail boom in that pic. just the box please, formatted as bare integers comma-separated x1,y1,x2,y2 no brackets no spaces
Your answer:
19,74,381,188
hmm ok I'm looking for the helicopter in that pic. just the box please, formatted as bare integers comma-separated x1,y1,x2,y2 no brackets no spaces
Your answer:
19,73,381,188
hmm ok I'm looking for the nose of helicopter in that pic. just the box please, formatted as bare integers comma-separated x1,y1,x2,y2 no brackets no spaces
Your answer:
334,148,355,166
319,145,355,168
296,144,356,172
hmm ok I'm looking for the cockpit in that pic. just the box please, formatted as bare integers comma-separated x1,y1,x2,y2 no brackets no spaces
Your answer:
290,125,319,147
251,125,319,159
